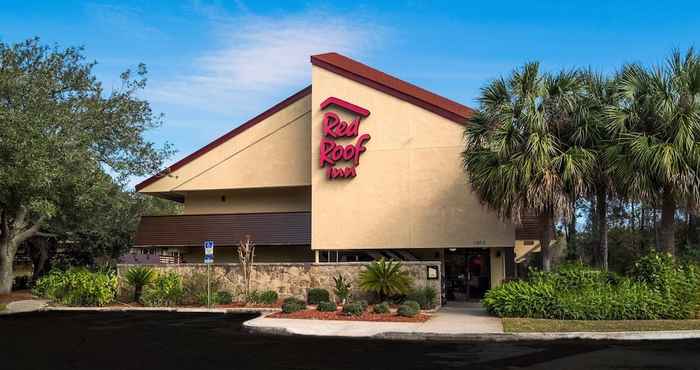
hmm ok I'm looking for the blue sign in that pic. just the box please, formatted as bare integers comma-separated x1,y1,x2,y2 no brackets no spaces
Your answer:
204,240,214,263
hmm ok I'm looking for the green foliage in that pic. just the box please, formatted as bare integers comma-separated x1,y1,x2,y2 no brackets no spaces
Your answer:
372,302,390,314
342,302,364,316
0,38,174,292
182,270,222,306
397,303,419,317
402,300,421,312
307,288,330,305
359,259,413,300
281,298,306,313
316,301,337,312
140,272,183,307
356,299,369,311
406,286,438,309
484,257,700,320
215,291,233,304
32,268,117,306
247,290,278,305
124,266,156,302
333,274,352,304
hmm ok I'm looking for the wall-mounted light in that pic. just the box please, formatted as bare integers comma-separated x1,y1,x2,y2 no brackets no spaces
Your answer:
448,248,457,252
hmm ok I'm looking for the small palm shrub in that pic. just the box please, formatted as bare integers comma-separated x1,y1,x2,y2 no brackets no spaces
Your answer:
141,272,184,307
124,266,156,302
359,259,413,301
397,303,419,317
372,302,390,314
406,286,438,309
333,274,351,304
33,268,117,307
317,301,337,312
307,288,330,305
281,298,306,313
342,302,364,316
216,291,233,304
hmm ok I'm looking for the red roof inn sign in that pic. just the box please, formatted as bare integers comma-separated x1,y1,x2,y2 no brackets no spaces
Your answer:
319,97,371,179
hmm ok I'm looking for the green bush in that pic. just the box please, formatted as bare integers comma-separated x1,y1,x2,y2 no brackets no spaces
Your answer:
372,301,390,314
342,302,364,316
33,268,117,307
333,274,351,304
281,298,306,313
359,259,413,301
397,303,419,317
317,301,337,312
307,288,330,305
403,300,420,312
182,271,222,305
483,255,700,320
356,299,369,311
124,266,156,302
247,290,278,305
140,272,184,307
216,291,233,304
406,286,438,309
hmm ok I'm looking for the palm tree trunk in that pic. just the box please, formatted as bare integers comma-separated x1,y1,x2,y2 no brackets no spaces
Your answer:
539,212,554,271
659,187,676,256
596,188,609,270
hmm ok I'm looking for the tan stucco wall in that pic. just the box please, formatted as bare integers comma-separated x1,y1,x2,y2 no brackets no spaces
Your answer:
311,66,515,250
139,94,312,193
183,186,311,214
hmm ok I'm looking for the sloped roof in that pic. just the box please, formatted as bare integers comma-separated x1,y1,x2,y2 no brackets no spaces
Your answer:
135,86,312,191
311,52,474,123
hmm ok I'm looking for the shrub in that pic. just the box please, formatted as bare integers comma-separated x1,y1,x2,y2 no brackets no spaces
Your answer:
356,299,369,311
342,302,364,316
372,301,390,314
247,290,278,305
140,272,184,307
359,259,413,301
483,254,700,320
216,291,233,304
33,268,117,307
124,266,156,302
406,286,438,309
182,270,222,305
317,301,337,312
333,274,352,304
402,300,420,312
397,303,419,317
307,288,330,305
281,298,306,313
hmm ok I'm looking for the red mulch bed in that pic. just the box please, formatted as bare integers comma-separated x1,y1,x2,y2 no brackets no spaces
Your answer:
268,309,430,323
0,290,34,304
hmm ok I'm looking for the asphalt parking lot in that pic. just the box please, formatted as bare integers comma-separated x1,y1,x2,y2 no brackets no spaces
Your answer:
2,311,699,370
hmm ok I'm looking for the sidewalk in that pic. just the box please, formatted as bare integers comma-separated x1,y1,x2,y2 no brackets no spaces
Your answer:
1,299,49,315
243,306,700,342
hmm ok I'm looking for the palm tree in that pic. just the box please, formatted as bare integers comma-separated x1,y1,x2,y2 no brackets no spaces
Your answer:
358,259,412,301
605,49,700,256
571,70,618,269
463,62,595,271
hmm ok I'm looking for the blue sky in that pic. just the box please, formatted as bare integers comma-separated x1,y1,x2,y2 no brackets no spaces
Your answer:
2,1,698,186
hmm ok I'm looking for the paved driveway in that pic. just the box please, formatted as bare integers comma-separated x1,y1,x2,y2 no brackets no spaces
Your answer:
2,311,700,370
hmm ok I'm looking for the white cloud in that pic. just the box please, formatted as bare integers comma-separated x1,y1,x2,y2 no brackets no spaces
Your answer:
149,11,384,114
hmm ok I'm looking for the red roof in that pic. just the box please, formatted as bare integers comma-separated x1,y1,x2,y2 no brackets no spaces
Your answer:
311,52,474,123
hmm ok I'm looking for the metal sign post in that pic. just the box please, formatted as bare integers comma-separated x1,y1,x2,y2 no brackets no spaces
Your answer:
204,240,215,308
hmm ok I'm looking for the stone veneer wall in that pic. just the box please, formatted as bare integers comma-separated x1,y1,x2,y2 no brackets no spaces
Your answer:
117,262,441,302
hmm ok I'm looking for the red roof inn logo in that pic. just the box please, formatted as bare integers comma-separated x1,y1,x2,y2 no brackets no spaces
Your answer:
319,97,371,179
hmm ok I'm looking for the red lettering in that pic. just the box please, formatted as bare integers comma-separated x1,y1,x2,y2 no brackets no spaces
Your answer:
320,99,371,180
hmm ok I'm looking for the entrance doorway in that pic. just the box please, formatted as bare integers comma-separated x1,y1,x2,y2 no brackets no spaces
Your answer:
444,248,490,301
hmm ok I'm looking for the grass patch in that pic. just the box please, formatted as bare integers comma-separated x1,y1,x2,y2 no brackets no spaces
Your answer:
0,304,6,312
503,318,700,332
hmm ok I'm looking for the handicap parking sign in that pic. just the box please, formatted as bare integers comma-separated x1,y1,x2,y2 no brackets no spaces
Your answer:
204,240,214,263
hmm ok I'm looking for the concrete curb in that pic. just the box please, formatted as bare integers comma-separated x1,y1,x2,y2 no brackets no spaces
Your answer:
242,316,700,342
42,306,279,315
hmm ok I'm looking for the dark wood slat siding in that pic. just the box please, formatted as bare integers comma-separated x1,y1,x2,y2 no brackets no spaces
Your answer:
515,214,544,241
134,212,311,247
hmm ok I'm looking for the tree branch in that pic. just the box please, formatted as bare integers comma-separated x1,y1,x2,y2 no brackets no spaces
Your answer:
13,216,46,248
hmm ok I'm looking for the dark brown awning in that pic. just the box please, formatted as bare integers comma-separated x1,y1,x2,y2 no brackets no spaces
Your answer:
134,212,310,247
515,213,545,241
